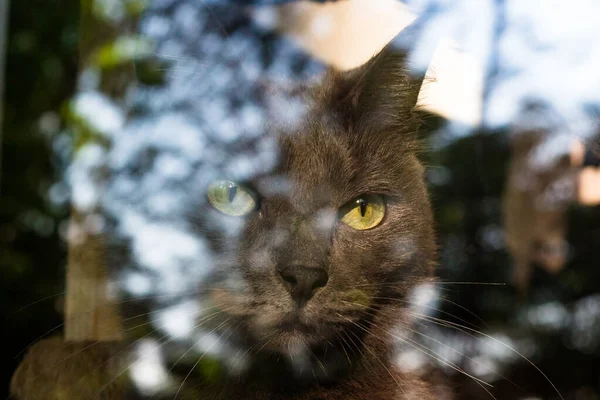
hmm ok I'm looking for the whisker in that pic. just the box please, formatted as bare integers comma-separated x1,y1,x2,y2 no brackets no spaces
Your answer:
339,302,495,396
11,285,235,361
10,291,66,316
352,280,506,288
122,302,224,324
13,322,65,361
254,335,276,354
340,317,407,397
93,307,233,400
370,296,483,331
14,304,228,400
306,343,328,378
333,332,353,366
400,318,521,391
172,318,232,399
434,282,507,286
233,342,259,375
147,306,235,399
7,304,222,382
410,312,564,400
386,327,492,388
341,330,371,372
435,294,489,329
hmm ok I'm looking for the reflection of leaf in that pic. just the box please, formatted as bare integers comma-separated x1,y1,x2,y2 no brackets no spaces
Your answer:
91,0,124,23
91,35,154,70
134,58,170,86
124,0,148,16
62,101,111,152
197,357,223,384
91,0,148,23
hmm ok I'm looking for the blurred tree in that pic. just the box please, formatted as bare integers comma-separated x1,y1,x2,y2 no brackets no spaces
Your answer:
3,1,600,399
0,0,78,395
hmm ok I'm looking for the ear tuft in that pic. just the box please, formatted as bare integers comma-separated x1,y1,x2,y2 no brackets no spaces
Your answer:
318,44,427,134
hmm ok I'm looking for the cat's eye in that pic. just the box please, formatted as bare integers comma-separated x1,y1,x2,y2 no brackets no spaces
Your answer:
207,180,256,216
340,194,385,230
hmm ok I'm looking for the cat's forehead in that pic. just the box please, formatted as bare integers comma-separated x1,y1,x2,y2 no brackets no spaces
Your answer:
250,120,418,213
253,127,354,211
285,128,352,182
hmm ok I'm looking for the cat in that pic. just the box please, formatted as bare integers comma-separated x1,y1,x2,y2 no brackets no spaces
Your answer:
11,42,449,400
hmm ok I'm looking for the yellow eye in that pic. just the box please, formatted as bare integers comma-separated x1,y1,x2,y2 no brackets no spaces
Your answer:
340,195,385,230
207,181,256,216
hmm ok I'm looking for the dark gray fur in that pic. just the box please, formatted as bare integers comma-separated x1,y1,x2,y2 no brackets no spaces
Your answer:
12,44,449,400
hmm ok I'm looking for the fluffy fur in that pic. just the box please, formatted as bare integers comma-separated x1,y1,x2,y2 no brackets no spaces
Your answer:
12,43,448,400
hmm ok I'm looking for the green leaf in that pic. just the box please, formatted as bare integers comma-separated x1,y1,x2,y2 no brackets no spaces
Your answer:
91,35,154,69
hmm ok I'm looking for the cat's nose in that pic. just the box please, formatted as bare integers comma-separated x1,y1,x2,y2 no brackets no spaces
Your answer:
278,265,328,306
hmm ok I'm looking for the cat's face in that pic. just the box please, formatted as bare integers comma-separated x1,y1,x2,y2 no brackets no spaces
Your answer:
192,48,436,359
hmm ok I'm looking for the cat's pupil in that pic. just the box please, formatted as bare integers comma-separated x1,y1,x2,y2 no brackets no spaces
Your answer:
359,199,367,217
228,185,237,203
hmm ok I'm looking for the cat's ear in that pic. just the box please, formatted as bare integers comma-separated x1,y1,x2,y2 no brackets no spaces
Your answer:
319,45,427,134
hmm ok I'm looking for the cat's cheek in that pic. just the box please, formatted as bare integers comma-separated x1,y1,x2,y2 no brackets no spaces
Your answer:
250,311,282,331
207,288,249,317
331,230,385,268
387,235,420,263
246,309,294,346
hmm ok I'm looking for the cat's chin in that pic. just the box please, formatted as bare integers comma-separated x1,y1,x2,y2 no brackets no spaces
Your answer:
257,324,317,354
266,330,313,355
250,315,327,355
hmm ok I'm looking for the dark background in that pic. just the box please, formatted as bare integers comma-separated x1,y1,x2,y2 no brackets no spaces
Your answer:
2,0,600,398
1,0,77,395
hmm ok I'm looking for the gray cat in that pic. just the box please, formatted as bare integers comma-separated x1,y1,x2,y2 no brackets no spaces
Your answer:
11,43,449,400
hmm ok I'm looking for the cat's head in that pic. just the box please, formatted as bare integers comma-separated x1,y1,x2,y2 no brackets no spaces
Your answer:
114,44,436,382
191,47,436,361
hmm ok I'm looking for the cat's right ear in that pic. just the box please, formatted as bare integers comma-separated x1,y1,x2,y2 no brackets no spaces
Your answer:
317,42,428,136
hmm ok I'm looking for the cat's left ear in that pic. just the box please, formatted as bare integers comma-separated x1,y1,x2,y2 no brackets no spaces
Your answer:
320,44,427,133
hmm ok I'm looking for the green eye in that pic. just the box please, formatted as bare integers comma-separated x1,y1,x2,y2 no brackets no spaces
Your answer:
207,181,256,216
340,194,385,230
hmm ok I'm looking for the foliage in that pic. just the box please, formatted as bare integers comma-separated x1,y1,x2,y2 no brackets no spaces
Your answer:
2,1,600,399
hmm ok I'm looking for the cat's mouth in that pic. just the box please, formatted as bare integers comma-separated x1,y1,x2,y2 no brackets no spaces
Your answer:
245,309,329,353
277,312,315,334
205,283,371,355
